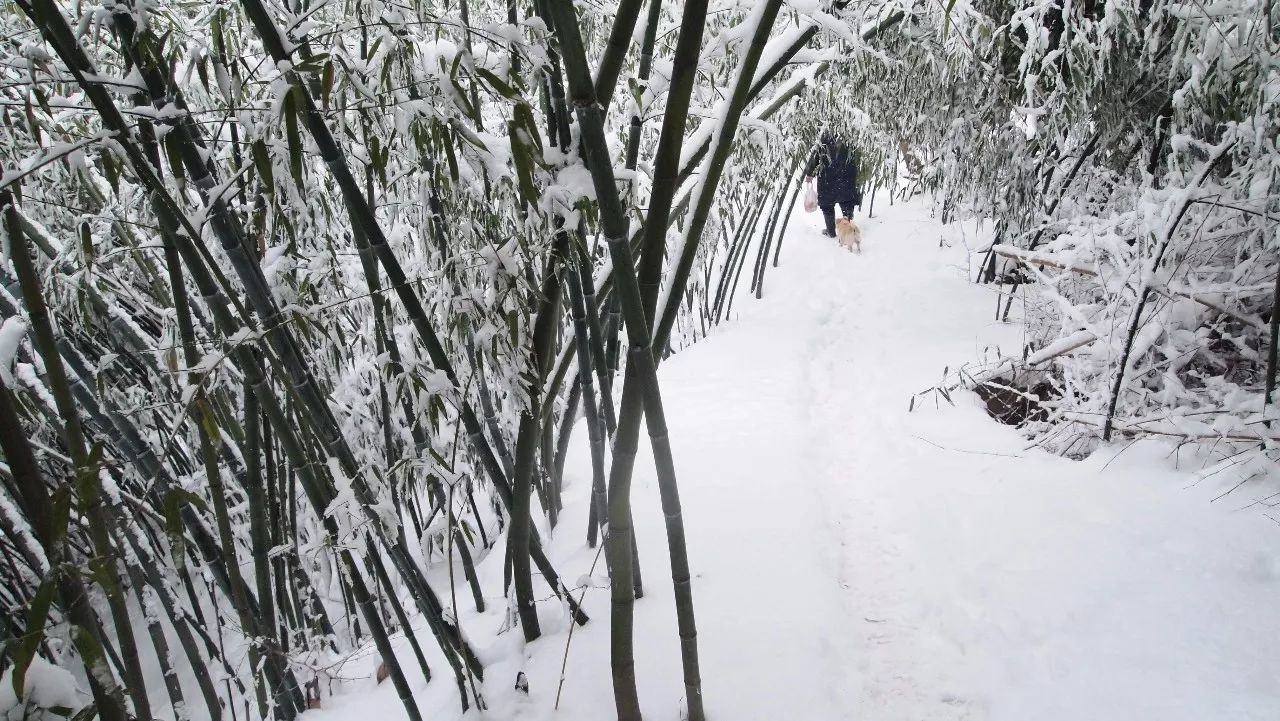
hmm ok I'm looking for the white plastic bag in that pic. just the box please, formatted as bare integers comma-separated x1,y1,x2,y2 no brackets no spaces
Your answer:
802,183,818,213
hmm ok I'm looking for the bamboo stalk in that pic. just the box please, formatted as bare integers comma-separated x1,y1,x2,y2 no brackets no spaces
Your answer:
1266,266,1280,425
594,0,648,109
4,184,153,721
715,188,770,323
654,0,791,357
546,1,715,716
636,0,710,324
236,0,586,625
0,376,130,721
562,234,612,550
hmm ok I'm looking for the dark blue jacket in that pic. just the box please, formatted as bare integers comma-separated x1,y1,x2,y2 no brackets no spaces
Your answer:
805,135,859,206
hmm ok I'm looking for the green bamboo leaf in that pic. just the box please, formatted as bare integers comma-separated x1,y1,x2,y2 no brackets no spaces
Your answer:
475,67,517,100
68,703,99,721
448,54,475,119
251,139,274,189
196,401,223,453
164,134,185,181
441,126,459,182
78,222,92,262
100,149,119,193
279,213,298,244
176,487,210,513
294,53,329,75
627,76,642,110
23,96,41,146
32,86,53,118
321,60,335,110
48,485,71,549
13,577,56,699
507,310,519,349
197,57,210,94
163,490,186,561
211,9,222,50
283,88,304,192
412,124,427,157
369,134,387,186
513,101,543,157
509,121,540,204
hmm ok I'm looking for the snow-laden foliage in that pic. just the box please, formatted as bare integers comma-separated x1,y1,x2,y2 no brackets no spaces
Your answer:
811,1,1280,465
5,0,1271,716
0,0,900,719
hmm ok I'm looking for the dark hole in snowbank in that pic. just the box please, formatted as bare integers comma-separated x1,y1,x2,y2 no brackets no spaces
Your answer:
973,378,1057,426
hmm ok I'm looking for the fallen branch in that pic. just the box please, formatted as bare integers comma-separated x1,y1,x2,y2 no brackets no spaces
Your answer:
990,244,1099,276
1026,330,1098,366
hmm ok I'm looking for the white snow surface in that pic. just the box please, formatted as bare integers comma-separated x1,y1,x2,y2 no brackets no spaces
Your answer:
0,656,85,719
304,196,1280,721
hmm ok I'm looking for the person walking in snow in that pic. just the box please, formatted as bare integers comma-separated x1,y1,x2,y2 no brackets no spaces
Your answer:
804,131,860,238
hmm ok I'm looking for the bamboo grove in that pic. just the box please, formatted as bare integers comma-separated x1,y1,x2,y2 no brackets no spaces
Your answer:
0,0,906,720
838,1,1280,462
6,0,1271,718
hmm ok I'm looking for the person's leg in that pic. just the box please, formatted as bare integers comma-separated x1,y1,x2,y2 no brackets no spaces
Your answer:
838,200,854,219
821,204,836,235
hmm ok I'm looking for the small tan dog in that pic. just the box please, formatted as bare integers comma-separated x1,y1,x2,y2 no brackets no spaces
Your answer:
834,217,862,253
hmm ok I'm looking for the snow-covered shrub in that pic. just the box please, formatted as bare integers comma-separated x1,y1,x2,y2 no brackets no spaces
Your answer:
826,0,1280,469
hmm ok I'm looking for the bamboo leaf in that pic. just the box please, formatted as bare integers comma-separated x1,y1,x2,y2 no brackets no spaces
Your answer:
506,309,520,349
284,88,304,192
164,134,185,182
99,149,119,193
513,102,544,157
197,57,210,94
509,119,540,204
23,96,41,145
12,577,56,700
475,67,517,100
163,490,186,561
448,54,475,119
294,53,330,75
196,402,224,455
321,60,335,110
369,134,387,186
48,485,71,549
441,126,459,182
32,86,53,118
78,222,92,263
627,76,642,111
252,139,275,189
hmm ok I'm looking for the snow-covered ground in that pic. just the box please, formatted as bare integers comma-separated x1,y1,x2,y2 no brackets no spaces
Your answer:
307,195,1280,721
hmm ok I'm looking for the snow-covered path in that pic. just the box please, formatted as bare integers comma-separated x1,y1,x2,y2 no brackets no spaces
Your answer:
317,197,1280,721
547,196,1280,721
